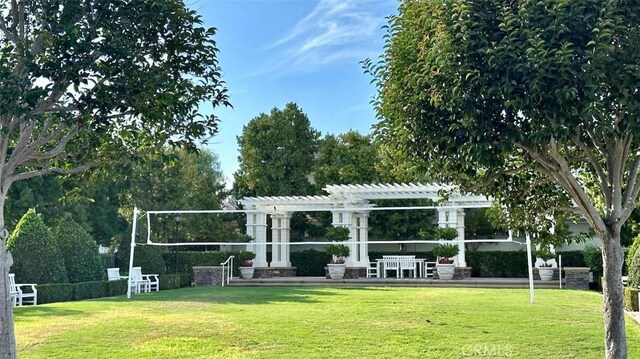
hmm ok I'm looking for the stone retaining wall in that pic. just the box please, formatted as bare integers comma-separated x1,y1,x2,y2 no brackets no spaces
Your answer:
564,267,590,290
193,266,223,286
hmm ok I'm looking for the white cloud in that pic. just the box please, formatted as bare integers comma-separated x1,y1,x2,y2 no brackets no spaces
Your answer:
265,0,389,75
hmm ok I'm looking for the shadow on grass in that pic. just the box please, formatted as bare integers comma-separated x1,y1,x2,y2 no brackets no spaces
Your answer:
96,286,391,305
13,305,86,319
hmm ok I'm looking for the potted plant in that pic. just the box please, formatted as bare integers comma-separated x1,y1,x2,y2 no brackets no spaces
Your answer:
536,246,556,281
432,244,459,280
237,251,256,279
325,227,351,279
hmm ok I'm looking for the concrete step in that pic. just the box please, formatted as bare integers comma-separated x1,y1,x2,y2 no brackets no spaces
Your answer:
227,277,564,289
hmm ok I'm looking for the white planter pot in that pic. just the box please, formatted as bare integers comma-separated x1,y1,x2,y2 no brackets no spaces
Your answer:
538,267,554,281
437,264,455,280
239,267,254,279
327,264,346,279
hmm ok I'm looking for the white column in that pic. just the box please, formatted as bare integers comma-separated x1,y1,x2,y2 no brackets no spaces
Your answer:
359,213,369,264
245,212,256,254
250,212,268,268
456,209,466,267
270,215,281,267
270,214,291,267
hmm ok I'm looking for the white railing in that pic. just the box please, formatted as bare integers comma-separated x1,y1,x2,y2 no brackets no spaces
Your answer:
220,255,234,287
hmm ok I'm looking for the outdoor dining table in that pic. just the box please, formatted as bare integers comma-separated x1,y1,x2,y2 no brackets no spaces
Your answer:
376,256,428,278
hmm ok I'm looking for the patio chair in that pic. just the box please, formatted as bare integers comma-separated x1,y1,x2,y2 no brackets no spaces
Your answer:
142,273,160,292
366,257,378,278
107,268,127,281
382,255,400,278
9,273,37,306
129,267,151,294
398,255,416,278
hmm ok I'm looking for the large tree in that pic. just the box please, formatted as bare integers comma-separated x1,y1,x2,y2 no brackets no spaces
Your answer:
369,1,640,358
0,1,229,357
313,131,380,189
233,103,319,198
233,103,319,237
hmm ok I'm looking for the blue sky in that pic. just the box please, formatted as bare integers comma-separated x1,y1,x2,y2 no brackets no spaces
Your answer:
192,0,398,183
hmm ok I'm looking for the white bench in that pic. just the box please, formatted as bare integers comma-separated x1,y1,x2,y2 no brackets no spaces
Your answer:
9,274,37,306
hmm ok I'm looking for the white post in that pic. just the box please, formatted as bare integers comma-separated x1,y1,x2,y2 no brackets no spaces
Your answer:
456,209,466,267
127,207,140,299
559,255,562,289
526,232,535,304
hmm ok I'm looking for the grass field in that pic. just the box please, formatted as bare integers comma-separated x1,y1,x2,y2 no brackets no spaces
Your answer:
13,286,640,358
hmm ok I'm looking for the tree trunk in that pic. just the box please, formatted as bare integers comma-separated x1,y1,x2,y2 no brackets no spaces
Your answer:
0,196,16,359
601,229,627,359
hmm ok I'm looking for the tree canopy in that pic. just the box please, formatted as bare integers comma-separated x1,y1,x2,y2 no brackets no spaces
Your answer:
369,1,640,357
233,103,319,198
0,1,230,356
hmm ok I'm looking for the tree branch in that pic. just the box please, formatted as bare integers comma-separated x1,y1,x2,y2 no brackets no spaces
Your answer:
520,139,607,237
573,130,609,199
621,151,640,223
8,163,95,183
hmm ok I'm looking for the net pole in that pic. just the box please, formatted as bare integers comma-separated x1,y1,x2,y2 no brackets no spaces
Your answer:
526,232,535,304
127,207,140,299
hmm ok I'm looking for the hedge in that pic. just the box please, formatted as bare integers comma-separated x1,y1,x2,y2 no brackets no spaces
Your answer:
34,276,187,305
291,250,331,276
163,251,240,275
73,281,107,300
160,249,586,278
37,283,75,304
106,279,128,297
624,287,640,311
159,274,181,290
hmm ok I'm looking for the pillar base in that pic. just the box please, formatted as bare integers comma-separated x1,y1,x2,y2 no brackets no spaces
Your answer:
254,267,297,278
433,267,472,280
324,267,366,279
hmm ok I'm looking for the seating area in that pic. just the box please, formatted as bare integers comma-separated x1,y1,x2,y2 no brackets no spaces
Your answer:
9,273,37,307
107,267,159,294
370,255,437,279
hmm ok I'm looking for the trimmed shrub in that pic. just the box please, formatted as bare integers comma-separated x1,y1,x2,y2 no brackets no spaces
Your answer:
624,287,640,311
556,251,586,267
179,273,192,287
73,281,107,300
159,274,181,290
133,246,167,275
583,246,603,288
628,235,640,288
106,279,128,297
7,209,68,283
37,283,74,304
53,215,105,283
101,253,116,270
466,251,532,278
117,237,167,275
291,250,332,276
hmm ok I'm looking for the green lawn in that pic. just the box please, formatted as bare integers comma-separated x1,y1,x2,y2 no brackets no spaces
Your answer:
13,286,640,358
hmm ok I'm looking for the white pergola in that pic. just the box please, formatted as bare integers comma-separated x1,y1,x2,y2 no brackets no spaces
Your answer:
239,183,492,269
